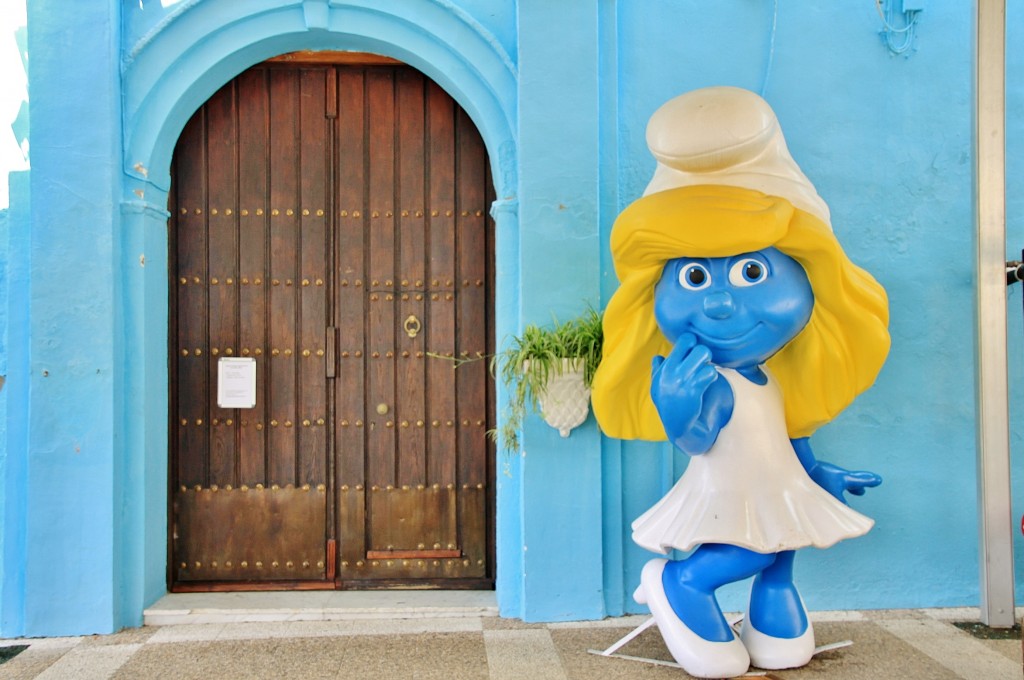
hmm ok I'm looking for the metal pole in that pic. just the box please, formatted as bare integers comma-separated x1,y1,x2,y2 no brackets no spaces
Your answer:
974,0,1015,628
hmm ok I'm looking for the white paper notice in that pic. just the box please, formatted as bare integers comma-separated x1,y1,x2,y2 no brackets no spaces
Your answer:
217,357,257,409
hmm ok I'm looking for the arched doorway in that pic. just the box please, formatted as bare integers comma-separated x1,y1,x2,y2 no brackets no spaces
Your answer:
168,54,495,591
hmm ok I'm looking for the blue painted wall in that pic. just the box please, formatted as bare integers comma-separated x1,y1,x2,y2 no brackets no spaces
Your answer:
22,0,123,635
610,0,981,615
1,0,1022,635
1,171,29,635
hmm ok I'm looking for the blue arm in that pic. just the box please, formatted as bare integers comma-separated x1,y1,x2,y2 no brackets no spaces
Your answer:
791,437,881,504
650,336,734,455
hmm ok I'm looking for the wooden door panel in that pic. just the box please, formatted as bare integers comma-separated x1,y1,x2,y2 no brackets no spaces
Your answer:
333,66,370,577
455,106,490,485
453,107,491,579
425,81,458,489
172,59,492,590
395,68,428,488
175,107,210,490
334,66,368,495
367,486,457,555
365,69,398,491
334,67,493,586
236,68,269,484
267,68,301,485
171,67,331,586
175,486,327,581
297,68,330,485
206,81,239,485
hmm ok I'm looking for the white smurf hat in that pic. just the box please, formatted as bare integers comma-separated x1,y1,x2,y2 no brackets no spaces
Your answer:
643,86,831,229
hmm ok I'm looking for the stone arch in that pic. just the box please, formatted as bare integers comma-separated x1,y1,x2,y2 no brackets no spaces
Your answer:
122,0,518,199
118,0,519,621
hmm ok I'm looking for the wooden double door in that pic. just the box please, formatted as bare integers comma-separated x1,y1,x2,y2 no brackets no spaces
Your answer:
169,58,494,590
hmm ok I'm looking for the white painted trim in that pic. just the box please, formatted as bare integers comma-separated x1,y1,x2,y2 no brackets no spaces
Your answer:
973,0,1015,628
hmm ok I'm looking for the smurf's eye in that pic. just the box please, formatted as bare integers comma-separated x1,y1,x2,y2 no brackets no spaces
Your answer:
728,258,768,287
679,263,711,290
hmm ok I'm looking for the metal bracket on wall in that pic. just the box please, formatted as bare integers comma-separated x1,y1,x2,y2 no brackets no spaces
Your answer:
875,0,923,56
1005,252,1023,286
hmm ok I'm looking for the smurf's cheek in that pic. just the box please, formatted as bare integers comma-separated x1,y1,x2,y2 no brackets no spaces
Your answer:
652,296,699,346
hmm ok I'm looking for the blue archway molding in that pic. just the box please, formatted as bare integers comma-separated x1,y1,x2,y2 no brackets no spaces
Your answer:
124,0,517,194
118,0,519,626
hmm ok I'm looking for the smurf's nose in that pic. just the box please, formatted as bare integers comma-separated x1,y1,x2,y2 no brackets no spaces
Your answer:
703,291,735,319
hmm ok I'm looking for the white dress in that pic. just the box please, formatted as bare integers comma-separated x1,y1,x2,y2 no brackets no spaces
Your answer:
632,367,874,555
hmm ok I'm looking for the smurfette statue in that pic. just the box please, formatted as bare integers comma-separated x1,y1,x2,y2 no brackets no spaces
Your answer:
591,87,890,678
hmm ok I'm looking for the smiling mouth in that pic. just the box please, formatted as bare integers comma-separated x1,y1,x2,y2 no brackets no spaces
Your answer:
698,323,763,348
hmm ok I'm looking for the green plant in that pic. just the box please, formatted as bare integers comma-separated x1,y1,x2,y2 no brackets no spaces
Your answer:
490,306,603,452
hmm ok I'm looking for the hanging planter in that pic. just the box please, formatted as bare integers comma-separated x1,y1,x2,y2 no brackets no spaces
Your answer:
491,307,603,452
534,358,592,437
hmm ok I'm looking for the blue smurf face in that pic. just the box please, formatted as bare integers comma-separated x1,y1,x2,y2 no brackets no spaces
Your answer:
653,247,814,368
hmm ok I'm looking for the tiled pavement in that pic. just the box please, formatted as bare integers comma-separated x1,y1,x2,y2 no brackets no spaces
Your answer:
0,602,1020,679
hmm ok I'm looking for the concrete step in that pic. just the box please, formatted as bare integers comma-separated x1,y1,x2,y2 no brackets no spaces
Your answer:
144,590,499,625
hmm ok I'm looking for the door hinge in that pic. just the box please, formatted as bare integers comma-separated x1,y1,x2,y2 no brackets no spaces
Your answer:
326,538,337,580
326,68,337,120
326,326,337,378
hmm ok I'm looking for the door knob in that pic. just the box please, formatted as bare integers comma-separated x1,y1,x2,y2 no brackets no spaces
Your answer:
376,403,389,415
403,315,421,339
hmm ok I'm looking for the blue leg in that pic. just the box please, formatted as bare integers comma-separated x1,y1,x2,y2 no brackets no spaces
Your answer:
740,550,816,670
662,544,776,642
747,550,808,638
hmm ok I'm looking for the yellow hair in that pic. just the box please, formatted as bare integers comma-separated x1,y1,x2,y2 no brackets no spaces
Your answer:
591,184,890,440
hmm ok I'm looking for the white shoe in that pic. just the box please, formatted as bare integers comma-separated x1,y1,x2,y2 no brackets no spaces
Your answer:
639,558,750,679
740,615,815,670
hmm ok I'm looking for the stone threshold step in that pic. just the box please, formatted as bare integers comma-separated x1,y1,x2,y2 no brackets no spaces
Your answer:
144,590,498,626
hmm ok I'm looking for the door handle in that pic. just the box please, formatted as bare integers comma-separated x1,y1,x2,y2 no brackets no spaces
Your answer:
403,315,421,339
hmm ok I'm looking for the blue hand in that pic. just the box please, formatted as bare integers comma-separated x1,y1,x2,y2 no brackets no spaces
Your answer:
809,462,881,504
791,438,881,504
650,333,734,454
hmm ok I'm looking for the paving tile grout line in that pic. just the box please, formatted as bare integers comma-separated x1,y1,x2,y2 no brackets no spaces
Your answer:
875,616,1021,679
30,643,142,680
1,608,1020,680
484,629,569,680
